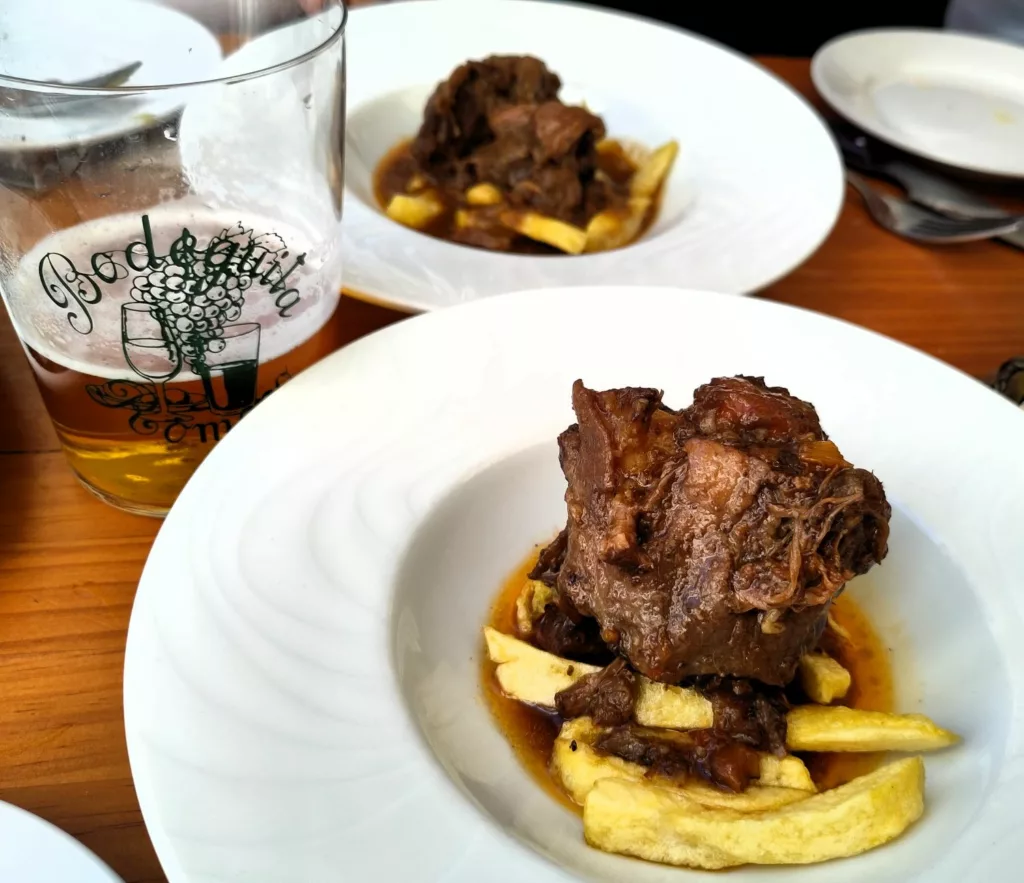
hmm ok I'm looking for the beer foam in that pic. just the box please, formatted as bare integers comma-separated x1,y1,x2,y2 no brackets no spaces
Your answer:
4,204,342,381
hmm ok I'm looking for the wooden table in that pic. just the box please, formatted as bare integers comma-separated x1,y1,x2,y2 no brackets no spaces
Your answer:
0,57,1021,883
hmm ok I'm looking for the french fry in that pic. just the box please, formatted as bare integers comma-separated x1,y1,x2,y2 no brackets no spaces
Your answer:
799,652,852,704
465,183,503,206
633,679,713,730
514,579,556,636
665,779,810,813
385,192,443,229
483,628,712,727
584,197,651,253
757,754,816,792
484,629,958,753
583,757,925,869
500,211,587,255
630,140,679,199
484,627,598,705
786,706,959,752
552,718,813,811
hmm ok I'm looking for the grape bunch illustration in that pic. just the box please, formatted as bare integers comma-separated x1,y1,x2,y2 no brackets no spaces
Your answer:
128,224,285,371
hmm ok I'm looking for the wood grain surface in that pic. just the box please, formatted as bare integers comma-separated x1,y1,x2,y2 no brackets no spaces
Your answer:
0,56,1021,883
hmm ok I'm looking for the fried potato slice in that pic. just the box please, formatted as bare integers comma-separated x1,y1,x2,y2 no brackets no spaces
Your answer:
485,630,957,752
484,627,598,705
514,579,556,636
757,753,816,792
584,756,925,869
665,779,810,813
483,628,712,727
799,652,852,704
385,192,443,229
630,140,679,199
633,679,713,730
787,706,959,752
500,211,587,255
465,183,503,206
552,718,813,811
584,197,651,253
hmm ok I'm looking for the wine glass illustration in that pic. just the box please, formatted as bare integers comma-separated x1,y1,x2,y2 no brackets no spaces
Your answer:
199,322,262,415
121,302,182,415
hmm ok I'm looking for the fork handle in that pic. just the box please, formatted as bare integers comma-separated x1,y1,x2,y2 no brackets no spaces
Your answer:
844,170,875,200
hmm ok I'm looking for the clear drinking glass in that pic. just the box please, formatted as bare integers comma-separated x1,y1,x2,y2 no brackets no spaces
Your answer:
0,0,347,516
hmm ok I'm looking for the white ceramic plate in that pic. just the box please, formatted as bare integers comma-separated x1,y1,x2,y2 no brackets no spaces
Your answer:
336,0,841,309
0,0,222,151
0,800,122,883
125,285,1024,882
813,28,1024,178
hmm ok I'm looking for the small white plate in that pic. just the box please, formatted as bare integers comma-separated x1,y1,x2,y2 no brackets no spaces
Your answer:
125,286,1024,882
0,0,221,151
0,800,122,883
335,0,841,310
813,28,1024,178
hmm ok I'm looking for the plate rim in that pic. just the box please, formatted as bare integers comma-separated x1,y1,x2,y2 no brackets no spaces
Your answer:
811,26,1024,179
0,800,123,882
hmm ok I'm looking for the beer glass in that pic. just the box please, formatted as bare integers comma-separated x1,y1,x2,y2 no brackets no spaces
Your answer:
0,0,347,516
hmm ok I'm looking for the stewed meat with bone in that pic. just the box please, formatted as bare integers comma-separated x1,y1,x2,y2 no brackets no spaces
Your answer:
544,377,890,687
410,55,619,226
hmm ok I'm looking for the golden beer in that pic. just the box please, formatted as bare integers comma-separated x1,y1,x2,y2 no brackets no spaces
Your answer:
5,207,345,515
23,318,345,512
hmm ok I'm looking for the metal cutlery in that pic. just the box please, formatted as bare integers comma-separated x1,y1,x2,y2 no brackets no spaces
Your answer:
0,61,142,115
845,171,1024,244
830,120,1024,250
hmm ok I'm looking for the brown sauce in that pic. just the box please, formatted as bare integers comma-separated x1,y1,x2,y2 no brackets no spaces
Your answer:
481,548,894,810
373,138,661,255
481,546,578,812
374,140,422,215
806,594,894,789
